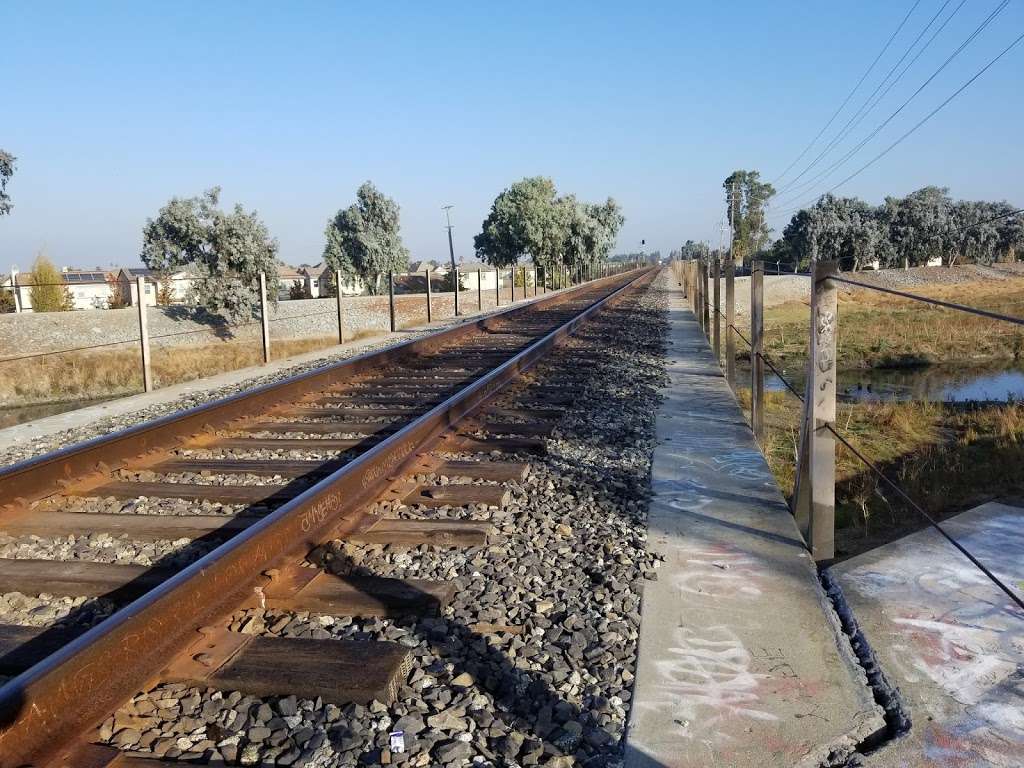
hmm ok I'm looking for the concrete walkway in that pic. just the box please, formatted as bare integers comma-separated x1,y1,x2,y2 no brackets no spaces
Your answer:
625,283,883,767
829,502,1024,767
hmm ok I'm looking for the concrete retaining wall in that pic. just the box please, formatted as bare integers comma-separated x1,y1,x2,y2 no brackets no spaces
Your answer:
0,287,528,357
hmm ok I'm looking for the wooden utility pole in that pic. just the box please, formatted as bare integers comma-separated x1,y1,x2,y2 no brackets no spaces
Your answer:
335,270,345,344
136,276,153,392
258,272,271,364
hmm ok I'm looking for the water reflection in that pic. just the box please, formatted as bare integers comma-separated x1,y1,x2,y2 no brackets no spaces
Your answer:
737,361,1024,403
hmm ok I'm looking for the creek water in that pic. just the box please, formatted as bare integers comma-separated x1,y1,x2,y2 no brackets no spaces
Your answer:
738,361,1024,403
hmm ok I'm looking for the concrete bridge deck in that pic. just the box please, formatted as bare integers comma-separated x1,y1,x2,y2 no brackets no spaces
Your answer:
830,501,1024,768
626,283,884,767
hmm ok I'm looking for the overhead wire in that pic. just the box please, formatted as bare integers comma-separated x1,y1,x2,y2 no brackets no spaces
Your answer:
774,0,1013,211
775,0,954,197
772,0,923,186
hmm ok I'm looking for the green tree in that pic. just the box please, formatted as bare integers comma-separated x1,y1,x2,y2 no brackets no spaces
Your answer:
724,170,775,268
680,240,711,261
141,187,280,322
474,177,568,270
323,182,410,295
29,253,73,312
0,150,15,216
0,288,15,313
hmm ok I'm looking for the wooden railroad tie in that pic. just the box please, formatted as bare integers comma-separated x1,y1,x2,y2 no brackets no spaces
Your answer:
163,629,412,705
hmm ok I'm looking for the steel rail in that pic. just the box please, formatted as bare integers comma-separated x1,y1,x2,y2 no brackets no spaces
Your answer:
0,267,654,767
0,269,641,506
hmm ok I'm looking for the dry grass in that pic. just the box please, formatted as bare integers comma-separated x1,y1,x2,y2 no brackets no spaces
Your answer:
737,387,1024,557
0,335,362,407
762,277,1024,369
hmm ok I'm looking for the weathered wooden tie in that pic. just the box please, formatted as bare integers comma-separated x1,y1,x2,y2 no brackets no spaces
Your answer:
164,631,412,704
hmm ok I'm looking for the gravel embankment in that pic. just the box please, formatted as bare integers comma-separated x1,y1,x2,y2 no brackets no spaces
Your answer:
91,271,671,767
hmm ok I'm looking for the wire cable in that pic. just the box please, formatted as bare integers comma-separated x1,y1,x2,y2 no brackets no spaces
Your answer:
783,3,1018,207
773,0,922,186
775,0,954,196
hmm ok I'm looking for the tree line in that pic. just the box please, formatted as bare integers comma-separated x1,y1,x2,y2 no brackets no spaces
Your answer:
671,168,1023,273
770,187,1024,271
2,155,625,318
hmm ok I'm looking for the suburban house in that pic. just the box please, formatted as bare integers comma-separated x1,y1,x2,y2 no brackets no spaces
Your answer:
438,262,500,292
298,263,365,297
115,267,194,306
1,267,117,311
277,264,308,299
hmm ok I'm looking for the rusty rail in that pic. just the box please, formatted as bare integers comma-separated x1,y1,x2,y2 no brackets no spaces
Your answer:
0,267,654,767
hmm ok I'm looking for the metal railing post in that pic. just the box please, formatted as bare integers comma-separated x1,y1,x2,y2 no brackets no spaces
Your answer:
495,269,500,306
335,270,345,344
258,271,271,364
136,276,153,392
793,260,838,562
511,266,516,303
751,260,765,444
425,268,432,323
477,269,483,311
388,271,396,332
726,259,736,389
453,265,460,317
713,256,721,361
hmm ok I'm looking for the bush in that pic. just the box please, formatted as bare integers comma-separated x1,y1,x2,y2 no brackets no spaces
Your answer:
28,253,73,312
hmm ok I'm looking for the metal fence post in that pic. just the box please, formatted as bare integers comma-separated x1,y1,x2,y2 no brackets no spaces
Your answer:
136,276,153,392
700,259,708,333
258,271,271,364
751,260,765,443
793,260,838,562
425,268,432,323
388,271,396,332
511,267,516,303
726,259,736,389
495,270,500,306
335,270,345,344
713,256,721,361
477,269,483,311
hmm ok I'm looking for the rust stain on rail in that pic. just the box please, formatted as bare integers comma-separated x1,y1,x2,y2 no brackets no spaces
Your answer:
0,268,654,767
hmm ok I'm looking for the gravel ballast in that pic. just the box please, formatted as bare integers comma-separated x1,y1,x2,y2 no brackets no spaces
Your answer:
90,271,672,767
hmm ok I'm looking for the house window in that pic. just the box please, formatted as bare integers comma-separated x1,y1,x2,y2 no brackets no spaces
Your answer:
144,284,152,294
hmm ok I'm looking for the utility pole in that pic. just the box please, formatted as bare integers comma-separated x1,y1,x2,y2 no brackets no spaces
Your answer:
443,205,458,316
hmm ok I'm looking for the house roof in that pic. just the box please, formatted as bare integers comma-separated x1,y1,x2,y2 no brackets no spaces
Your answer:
277,264,305,280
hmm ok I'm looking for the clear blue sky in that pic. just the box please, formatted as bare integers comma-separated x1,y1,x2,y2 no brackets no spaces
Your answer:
3,0,1022,270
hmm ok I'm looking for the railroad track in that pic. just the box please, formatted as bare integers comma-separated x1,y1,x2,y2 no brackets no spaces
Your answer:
0,267,655,767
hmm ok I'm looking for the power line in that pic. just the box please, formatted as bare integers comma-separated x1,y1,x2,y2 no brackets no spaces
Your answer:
825,29,1024,195
772,0,1012,212
775,0,962,198
772,1,923,186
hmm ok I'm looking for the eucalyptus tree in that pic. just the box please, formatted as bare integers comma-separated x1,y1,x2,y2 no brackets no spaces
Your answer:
723,170,775,267
994,203,1024,261
0,150,15,216
474,177,567,270
679,240,710,261
882,186,953,269
141,187,280,322
323,181,410,294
